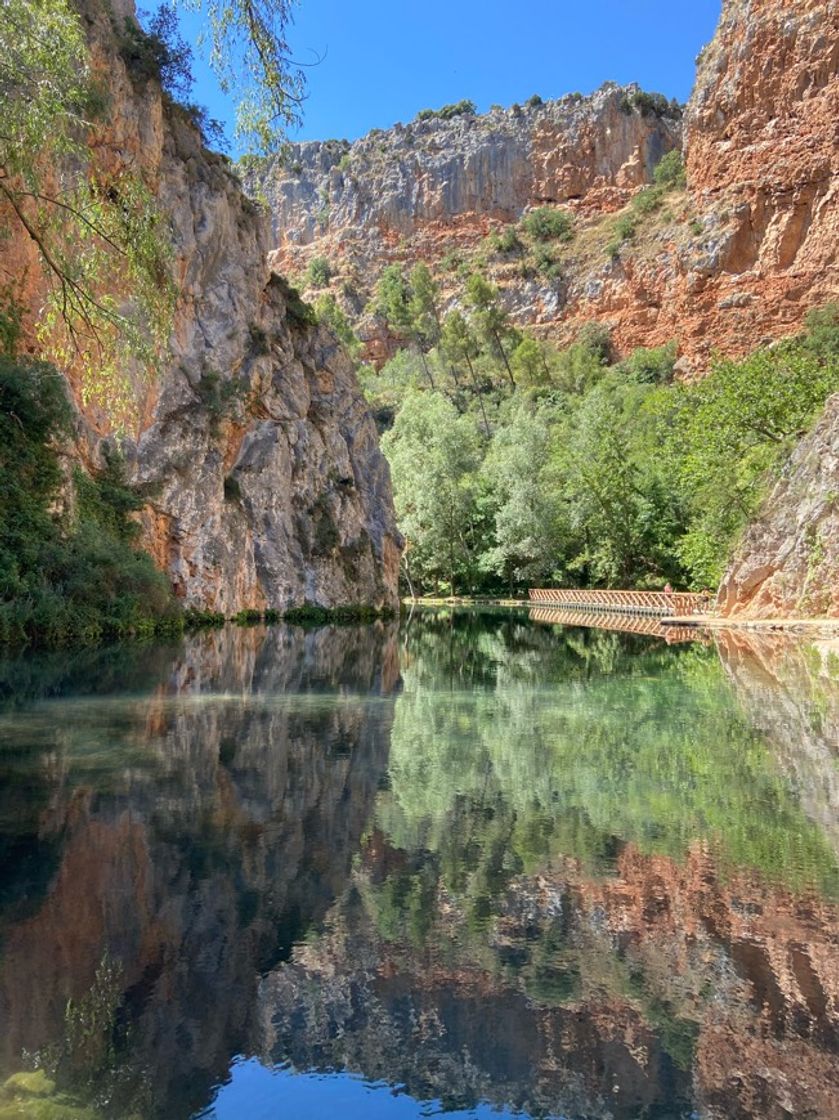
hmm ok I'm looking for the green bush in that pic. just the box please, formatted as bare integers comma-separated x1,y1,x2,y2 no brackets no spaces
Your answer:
619,89,682,119
305,256,333,288
606,213,639,256
654,149,687,189
631,186,664,217
617,341,677,384
416,100,477,122
314,294,361,358
490,226,523,255
0,355,179,647
522,207,574,243
533,245,562,280
526,94,544,109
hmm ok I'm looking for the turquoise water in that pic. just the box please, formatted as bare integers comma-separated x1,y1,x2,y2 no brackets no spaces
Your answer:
0,610,837,1119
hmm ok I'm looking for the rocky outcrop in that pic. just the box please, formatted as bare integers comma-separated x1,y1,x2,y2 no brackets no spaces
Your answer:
2,0,400,613
259,86,679,244
254,0,838,374
719,395,839,617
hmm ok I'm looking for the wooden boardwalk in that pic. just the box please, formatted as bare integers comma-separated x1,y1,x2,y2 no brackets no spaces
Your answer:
529,607,707,645
528,587,707,617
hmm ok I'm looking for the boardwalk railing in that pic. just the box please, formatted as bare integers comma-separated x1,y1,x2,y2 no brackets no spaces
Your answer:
529,607,707,645
528,588,707,617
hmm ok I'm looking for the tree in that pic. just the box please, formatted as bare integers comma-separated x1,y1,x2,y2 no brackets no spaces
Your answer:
0,0,306,414
465,273,518,388
408,262,441,350
381,391,483,595
480,402,566,592
511,336,551,388
661,340,839,586
0,0,176,413
440,310,489,432
373,264,413,335
177,0,306,154
305,256,332,288
314,294,360,358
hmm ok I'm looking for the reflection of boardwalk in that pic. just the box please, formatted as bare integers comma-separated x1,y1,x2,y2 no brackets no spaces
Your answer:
529,588,705,616
529,607,707,645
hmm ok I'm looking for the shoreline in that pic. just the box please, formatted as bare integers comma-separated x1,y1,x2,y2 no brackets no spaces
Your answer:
401,597,839,637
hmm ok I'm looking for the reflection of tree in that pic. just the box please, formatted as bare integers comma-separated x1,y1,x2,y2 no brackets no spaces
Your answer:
383,612,839,896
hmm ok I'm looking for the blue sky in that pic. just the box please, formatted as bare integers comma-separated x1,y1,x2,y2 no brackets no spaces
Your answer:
176,1,721,150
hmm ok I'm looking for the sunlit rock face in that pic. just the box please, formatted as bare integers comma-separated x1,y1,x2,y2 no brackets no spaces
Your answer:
260,85,678,242
0,624,400,1119
719,396,839,618
252,0,838,376
0,0,401,614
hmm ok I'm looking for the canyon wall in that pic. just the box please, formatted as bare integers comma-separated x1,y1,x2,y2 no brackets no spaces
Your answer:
254,0,839,615
2,0,400,614
256,0,838,374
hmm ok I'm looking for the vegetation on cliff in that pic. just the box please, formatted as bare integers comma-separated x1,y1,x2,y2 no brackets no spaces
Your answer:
354,258,839,595
0,354,180,646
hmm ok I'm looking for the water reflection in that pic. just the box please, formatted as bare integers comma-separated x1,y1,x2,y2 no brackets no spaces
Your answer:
0,613,837,1119
0,623,399,1119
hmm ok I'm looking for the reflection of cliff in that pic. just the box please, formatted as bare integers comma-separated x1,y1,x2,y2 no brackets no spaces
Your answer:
258,833,839,1120
716,630,839,860
0,623,399,1119
248,615,839,1120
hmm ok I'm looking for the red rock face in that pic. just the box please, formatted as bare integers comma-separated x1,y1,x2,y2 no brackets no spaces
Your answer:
259,0,838,376
561,0,839,365
678,0,839,358
0,0,401,614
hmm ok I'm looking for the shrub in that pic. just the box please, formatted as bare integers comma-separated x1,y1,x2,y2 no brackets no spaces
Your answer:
803,303,839,360
522,207,574,243
631,186,664,217
306,256,333,288
417,100,477,122
488,226,523,255
0,356,178,647
314,294,362,358
526,94,544,109
654,149,687,189
619,89,682,119
119,6,193,99
617,341,677,384
533,245,562,281
606,212,638,256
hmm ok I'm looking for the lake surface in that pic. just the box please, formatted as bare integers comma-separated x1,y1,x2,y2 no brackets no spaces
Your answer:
0,609,838,1119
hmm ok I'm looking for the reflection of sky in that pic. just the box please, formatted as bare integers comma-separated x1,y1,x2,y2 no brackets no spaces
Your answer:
200,1058,539,1120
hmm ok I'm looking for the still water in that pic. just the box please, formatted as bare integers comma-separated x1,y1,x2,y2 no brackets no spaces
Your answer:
0,609,838,1119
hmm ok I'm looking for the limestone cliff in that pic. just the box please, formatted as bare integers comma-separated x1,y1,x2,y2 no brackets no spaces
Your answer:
255,0,838,374
3,0,400,614
720,394,839,617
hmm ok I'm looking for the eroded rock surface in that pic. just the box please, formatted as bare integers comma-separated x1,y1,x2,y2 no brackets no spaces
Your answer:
1,0,400,613
254,0,838,375
720,395,839,617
